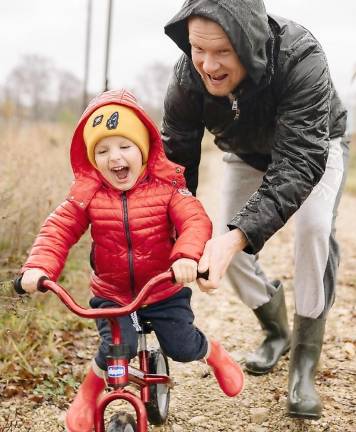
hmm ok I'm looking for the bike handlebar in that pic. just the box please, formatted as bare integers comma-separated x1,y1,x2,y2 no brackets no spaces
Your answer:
14,275,48,295
13,270,209,320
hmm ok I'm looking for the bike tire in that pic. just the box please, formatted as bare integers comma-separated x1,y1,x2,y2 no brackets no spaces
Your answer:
145,349,170,425
106,411,137,432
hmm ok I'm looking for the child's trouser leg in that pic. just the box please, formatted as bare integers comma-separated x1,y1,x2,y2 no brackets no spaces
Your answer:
140,287,208,362
140,287,244,397
65,360,106,432
89,297,139,370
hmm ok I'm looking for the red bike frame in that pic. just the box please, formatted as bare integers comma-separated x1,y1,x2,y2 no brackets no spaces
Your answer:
39,271,175,432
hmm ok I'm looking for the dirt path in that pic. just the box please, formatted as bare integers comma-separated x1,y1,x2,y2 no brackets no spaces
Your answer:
1,150,355,431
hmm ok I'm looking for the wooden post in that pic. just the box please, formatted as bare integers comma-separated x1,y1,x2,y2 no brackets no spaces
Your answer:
83,0,92,111
104,0,113,91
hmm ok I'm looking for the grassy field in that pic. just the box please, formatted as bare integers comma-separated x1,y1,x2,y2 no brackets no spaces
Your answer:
0,121,355,402
0,121,93,400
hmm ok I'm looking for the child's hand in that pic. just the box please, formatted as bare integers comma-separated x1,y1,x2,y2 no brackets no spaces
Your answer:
21,269,48,293
172,258,198,284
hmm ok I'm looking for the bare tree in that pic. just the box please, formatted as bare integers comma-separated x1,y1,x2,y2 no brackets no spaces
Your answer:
131,62,172,122
5,54,53,120
56,69,82,120
1,54,85,122
0,85,18,120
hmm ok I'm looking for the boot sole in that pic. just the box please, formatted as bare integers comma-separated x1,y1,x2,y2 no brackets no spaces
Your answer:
287,411,321,420
245,365,273,375
245,345,290,375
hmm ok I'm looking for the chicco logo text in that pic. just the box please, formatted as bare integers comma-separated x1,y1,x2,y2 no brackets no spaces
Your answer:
108,365,126,378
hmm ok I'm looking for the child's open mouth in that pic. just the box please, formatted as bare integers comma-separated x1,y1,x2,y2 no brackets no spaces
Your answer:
112,166,129,180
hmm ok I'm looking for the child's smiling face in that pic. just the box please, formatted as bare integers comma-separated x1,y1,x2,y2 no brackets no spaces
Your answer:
94,135,143,191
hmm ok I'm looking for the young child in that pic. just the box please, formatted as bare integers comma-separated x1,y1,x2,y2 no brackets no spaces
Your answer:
20,89,244,432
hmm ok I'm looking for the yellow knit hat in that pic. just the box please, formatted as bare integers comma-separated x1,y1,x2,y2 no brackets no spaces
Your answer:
83,104,150,166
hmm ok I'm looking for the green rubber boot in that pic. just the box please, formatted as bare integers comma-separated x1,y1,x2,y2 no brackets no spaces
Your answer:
245,281,291,374
287,314,326,419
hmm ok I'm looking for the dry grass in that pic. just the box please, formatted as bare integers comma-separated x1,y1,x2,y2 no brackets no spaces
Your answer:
0,121,73,259
0,121,92,388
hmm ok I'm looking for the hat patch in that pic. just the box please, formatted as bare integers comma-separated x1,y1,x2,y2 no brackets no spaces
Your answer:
106,111,119,130
92,115,103,127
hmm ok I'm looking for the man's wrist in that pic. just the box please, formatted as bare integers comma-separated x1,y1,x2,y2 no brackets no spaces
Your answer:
228,228,248,251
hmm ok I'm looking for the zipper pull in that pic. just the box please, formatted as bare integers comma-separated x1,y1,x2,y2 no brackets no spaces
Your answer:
228,93,240,120
232,97,240,120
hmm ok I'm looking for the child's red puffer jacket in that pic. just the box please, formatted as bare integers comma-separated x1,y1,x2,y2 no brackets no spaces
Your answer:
22,90,212,305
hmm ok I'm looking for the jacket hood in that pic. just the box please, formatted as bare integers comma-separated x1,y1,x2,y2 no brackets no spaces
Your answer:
70,89,185,189
164,0,272,86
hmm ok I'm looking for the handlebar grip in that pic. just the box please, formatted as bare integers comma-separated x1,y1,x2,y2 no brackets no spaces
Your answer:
14,276,27,295
197,270,209,280
37,276,49,293
13,275,49,295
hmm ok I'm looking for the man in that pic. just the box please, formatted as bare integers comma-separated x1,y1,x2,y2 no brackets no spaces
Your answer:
161,0,348,419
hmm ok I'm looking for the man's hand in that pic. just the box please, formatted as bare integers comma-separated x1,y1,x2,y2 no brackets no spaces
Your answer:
172,258,198,284
21,269,48,294
197,229,248,292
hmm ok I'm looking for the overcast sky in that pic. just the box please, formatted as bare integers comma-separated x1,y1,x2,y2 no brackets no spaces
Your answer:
1,0,355,105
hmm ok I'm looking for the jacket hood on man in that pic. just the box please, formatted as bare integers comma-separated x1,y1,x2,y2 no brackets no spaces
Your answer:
164,0,271,86
70,89,185,199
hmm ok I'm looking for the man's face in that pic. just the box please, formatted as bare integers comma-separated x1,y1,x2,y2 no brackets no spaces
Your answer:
188,17,247,97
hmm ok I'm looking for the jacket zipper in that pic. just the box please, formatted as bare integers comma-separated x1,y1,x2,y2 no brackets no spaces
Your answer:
228,93,240,120
122,192,136,298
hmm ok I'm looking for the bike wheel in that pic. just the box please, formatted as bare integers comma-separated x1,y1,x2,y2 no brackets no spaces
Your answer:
106,411,137,432
145,349,170,425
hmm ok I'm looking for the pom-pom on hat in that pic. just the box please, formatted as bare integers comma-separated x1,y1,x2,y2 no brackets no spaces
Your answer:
83,104,150,167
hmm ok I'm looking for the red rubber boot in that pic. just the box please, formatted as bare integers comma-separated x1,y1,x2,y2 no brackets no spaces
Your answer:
206,339,244,397
65,366,106,432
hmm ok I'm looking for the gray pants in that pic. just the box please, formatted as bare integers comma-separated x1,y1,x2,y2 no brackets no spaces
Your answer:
220,137,348,318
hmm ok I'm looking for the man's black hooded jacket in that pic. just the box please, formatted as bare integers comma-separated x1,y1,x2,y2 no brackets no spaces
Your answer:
162,0,347,254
